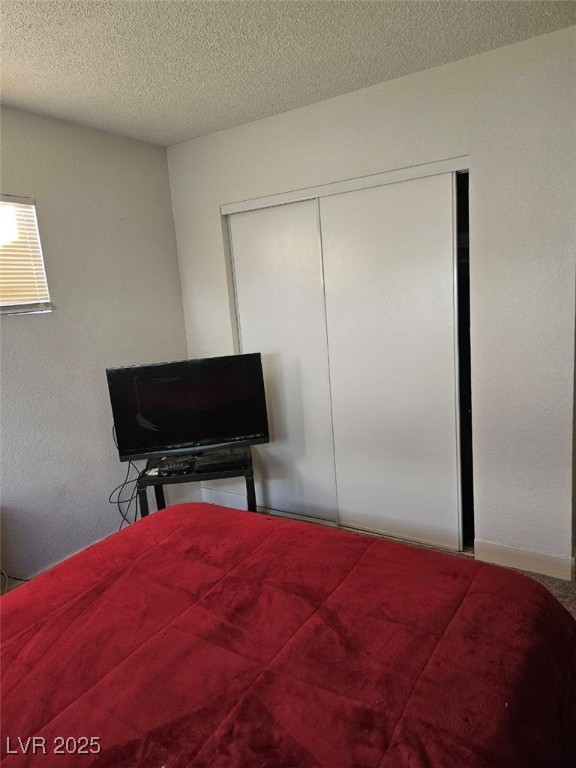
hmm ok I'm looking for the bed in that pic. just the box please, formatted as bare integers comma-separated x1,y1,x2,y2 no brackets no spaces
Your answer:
1,502,575,767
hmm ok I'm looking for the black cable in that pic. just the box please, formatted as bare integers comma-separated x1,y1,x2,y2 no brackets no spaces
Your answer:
0,569,29,595
117,463,142,531
108,459,135,528
0,570,29,582
109,425,166,529
109,425,142,528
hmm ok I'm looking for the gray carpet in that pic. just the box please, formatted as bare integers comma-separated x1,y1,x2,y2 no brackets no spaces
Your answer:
415,544,576,621
454,553,576,620
522,571,576,620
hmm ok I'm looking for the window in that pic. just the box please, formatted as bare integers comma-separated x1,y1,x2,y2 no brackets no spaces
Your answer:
0,196,52,315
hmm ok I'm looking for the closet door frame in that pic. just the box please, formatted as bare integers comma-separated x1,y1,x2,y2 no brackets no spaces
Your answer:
222,156,469,548
221,157,468,216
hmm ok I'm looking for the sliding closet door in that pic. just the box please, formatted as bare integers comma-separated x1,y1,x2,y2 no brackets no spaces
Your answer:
320,173,460,548
229,200,337,520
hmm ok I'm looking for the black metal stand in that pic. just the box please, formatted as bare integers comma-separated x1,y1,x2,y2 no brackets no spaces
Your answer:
136,447,257,517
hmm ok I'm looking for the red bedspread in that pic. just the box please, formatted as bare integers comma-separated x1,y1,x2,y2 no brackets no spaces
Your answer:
1,503,575,767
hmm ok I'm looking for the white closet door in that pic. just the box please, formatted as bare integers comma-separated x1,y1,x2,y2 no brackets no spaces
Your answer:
229,200,337,520
320,173,461,548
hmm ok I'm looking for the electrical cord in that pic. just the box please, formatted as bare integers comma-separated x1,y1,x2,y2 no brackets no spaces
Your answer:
109,425,164,529
108,462,140,530
109,425,142,529
0,569,29,595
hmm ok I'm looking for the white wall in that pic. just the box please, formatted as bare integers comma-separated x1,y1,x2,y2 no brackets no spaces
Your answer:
0,107,190,578
168,28,576,578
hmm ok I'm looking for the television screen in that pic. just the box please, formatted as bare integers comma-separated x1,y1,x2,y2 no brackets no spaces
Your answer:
106,353,269,461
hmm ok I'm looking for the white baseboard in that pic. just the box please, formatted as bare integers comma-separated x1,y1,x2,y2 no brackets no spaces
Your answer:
474,539,574,581
199,487,338,523
200,487,250,511
176,489,576,582
164,485,203,506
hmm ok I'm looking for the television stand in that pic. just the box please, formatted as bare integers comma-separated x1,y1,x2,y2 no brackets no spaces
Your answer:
136,447,257,517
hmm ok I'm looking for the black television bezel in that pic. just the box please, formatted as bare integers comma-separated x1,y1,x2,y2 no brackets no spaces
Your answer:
106,353,269,462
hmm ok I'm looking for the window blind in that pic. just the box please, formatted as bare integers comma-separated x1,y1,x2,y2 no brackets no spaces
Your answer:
0,196,52,315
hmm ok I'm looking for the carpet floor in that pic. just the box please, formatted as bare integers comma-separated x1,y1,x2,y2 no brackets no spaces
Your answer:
522,570,576,620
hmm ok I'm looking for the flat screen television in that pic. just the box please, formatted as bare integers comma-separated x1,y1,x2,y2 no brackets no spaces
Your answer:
106,353,269,461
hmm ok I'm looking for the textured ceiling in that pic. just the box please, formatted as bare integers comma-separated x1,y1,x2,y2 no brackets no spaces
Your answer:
1,1,575,146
